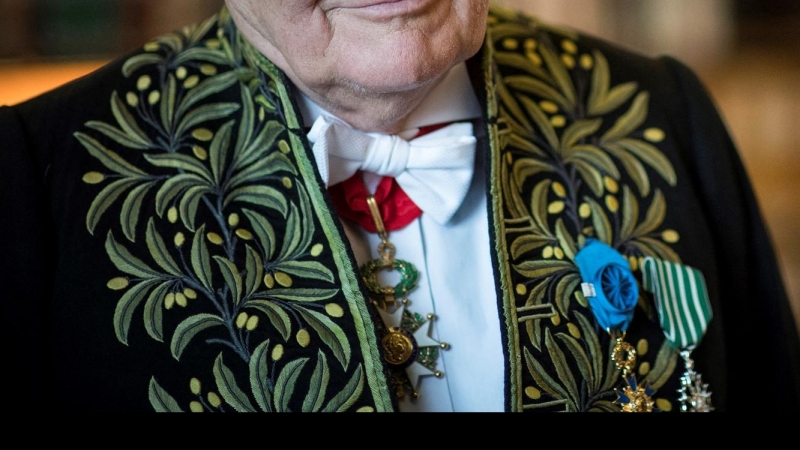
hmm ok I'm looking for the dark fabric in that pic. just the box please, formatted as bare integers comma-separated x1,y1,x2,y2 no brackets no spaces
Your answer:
1,9,798,412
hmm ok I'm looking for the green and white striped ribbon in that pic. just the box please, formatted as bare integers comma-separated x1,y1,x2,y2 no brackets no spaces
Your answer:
641,257,713,349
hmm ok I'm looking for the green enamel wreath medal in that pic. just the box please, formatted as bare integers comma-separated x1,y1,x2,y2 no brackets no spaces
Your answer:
361,195,449,400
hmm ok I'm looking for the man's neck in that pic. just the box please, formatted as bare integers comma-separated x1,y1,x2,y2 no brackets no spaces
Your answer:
296,62,482,134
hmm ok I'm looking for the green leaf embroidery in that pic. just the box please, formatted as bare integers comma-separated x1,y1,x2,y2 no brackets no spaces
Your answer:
106,231,162,279
214,353,257,412
114,279,160,345
249,339,274,412
171,313,225,361
273,357,309,412
302,351,329,412
322,363,365,412
149,377,184,412
213,256,243,306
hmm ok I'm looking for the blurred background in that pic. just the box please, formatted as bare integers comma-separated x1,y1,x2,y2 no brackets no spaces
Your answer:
1,0,798,330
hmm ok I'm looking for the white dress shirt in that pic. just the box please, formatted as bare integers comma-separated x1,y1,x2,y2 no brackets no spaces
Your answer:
298,63,505,412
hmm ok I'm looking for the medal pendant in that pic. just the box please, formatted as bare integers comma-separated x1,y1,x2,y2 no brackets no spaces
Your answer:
677,347,714,412
361,195,448,400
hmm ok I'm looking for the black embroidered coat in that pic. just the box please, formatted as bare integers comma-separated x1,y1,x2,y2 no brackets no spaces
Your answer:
2,6,798,412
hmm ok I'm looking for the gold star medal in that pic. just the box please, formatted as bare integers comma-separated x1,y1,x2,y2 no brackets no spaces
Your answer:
360,195,449,400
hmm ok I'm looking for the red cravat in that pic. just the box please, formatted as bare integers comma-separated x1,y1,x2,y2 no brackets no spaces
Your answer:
328,123,450,232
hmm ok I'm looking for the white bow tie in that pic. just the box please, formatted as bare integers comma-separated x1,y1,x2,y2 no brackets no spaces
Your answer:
307,115,477,225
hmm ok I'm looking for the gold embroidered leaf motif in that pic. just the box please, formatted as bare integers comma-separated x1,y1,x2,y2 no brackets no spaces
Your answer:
250,339,274,412
601,91,649,142
182,14,218,45
209,120,235,184
256,288,339,303
519,95,559,150
574,159,605,198
604,141,651,195
213,353,258,412
160,74,177,131
574,312,607,393
176,69,246,118
616,138,677,186
143,281,171,342
174,102,241,138
149,377,184,412
223,185,287,216
537,43,577,108
144,218,183,276
508,133,547,157
85,121,152,150
120,181,156,242
273,357,310,412
530,179,554,233
631,236,681,263
106,231,162,279
113,279,160,345
229,151,296,191
585,197,613,243
502,158,529,220
170,313,225,361
303,350,330,412
271,261,335,284
122,53,165,78
497,77,533,131
512,158,555,189
545,329,580,407
641,340,680,390
179,185,214,232
554,219,577,261
489,22,544,42
110,91,152,147
244,245,264,298
620,186,639,239
587,50,639,116
191,224,214,290
322,363,366,412
555,330,594,393
153,173,207,217
241,209,277,261
86,178,141,235
213,256,243,305
174,47,231,67
514,259,573,280
633,189,666,237
511,233,551,260
75,132,148,177
235,120,286,169
154,31,184,53
495,51,554,85
247,301,291,341
560,118,602,151
295,308,351,369
233,84,255,155
524,346,570,410
277,202,306,259
564,144,620,180
145,153,214,182
554,273,580,318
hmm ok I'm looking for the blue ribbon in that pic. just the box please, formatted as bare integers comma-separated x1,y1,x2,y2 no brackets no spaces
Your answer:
575,239,639,332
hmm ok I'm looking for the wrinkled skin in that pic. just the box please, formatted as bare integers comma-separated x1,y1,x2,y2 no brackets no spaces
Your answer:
226,0,489,132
